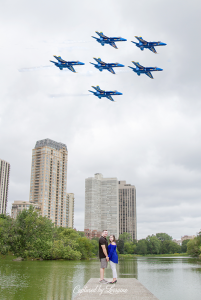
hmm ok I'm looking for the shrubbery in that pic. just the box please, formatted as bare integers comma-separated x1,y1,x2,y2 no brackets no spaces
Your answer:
116,232,191,255
0,207,98,260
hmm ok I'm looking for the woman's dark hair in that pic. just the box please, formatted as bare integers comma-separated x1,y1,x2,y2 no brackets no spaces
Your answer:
110,235,116,243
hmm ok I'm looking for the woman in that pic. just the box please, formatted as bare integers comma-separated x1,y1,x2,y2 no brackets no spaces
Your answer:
108,235,118,284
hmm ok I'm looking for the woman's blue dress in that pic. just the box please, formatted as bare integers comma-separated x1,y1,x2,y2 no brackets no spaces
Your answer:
108,244,118,264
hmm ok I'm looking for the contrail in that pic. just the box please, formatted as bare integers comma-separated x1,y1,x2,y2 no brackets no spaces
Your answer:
48,93,91,98
18,66,53,72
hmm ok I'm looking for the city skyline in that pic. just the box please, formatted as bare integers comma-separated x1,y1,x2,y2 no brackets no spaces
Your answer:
1,0,201,240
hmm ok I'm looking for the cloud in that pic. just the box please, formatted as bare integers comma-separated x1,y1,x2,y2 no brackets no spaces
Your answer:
1,0,201,240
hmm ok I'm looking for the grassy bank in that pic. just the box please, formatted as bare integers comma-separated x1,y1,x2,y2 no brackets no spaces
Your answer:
119,253,189,258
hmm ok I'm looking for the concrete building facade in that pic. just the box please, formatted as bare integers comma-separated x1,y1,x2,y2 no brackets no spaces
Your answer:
11,201,41,219
66,193,74,228
85,173,119,238
29,138,68,227
118,181,137,241
0,159,10,214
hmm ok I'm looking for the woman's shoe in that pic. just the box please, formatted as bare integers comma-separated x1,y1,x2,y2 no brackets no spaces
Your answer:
109,280,117,284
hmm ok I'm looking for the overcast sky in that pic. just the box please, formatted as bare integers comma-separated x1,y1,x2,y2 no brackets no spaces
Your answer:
1,0,201,240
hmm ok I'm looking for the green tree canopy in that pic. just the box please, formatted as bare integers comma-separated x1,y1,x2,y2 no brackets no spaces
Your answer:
156,233,172,241
136,239,147,255
146,235,161,254
118,232,132,242
181,239,190,253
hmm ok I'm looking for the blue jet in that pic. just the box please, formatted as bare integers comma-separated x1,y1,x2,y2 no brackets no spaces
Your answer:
90,58,124,74
50,56,85,72
128,61,163,79
92,31,127,49
131,36,167,53
89,86,122,101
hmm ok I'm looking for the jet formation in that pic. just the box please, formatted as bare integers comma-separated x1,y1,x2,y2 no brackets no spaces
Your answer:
49,32,167,101
90,58,124,74
128,61,163,79
132,36,167,54
88,86,122,101
92,31,127,49
50,56,85,72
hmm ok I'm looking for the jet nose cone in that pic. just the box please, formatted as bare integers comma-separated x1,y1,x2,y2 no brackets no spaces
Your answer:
117,92,123,95
79,62,85,65
121,38,127,41
160,42,167,46
118,64,125,67
157,68,163,71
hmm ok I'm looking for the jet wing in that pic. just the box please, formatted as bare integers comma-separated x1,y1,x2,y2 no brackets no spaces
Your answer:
106,95,114,101
92,86,102,91
96,31,108,38
67,66,76,72
54,56,67,63
110,42,118,49
149,46,157,54
93,58,105,65
145,72,153,79
132,62,144,70
108,68,115,74
135,36,147,45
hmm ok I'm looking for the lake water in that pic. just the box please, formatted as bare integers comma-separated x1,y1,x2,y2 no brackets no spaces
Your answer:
0,256,201,300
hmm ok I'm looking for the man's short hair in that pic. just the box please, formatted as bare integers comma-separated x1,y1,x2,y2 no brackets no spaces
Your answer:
102,229,108,233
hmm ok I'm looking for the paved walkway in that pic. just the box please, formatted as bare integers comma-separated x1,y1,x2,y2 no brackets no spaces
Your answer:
73,278,159,299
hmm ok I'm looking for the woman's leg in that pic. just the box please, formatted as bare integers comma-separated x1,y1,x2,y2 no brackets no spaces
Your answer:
109,261,117,281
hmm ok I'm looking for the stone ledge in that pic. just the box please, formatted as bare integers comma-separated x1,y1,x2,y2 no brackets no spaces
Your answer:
73,278,159,299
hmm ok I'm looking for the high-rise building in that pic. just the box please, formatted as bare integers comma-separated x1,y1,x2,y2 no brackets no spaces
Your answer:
29,138,68,227
0,159,10,214
11,201,41,219
118,181,137,241
85,173,119,238
66,193,74,228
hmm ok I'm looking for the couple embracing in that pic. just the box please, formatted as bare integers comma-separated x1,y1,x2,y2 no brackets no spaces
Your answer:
99,229,118,284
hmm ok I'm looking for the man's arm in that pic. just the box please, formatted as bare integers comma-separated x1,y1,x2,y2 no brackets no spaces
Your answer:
101,245,109,261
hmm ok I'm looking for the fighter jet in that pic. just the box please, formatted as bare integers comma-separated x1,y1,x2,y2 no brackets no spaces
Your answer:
90,58,124,74
131,36,167,53
88,86,122,101
50,56,85,72
128,61,163,79
92,31,127,49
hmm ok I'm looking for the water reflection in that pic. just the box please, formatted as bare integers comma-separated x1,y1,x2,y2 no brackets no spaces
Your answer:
118,257,138,278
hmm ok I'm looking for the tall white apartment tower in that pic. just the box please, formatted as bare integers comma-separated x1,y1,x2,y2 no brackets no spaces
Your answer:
118,181,137,241
0,159,10,214
85,173,119,238
29,138,68,227
66,193,74,228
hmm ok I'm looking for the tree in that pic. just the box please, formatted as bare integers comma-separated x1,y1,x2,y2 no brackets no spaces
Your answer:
187,238,201,257
124,242,136,254
156,233,172,242
14,206,54,259
116,239,124,254
146,235,161,254
136,239,147,255
0,214,18,255
181,239,190,253
118,232,132,243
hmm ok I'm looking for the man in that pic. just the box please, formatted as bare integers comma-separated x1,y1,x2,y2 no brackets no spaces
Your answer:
99,229,109,283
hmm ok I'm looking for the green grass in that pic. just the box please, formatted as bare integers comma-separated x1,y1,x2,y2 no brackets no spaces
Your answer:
119,253,189,258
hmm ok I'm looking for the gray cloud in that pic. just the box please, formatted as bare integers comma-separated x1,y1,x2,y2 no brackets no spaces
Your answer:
0,0,201,240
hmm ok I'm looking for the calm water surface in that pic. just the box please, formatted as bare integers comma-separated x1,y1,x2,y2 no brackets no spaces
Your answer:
0,255,201,300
